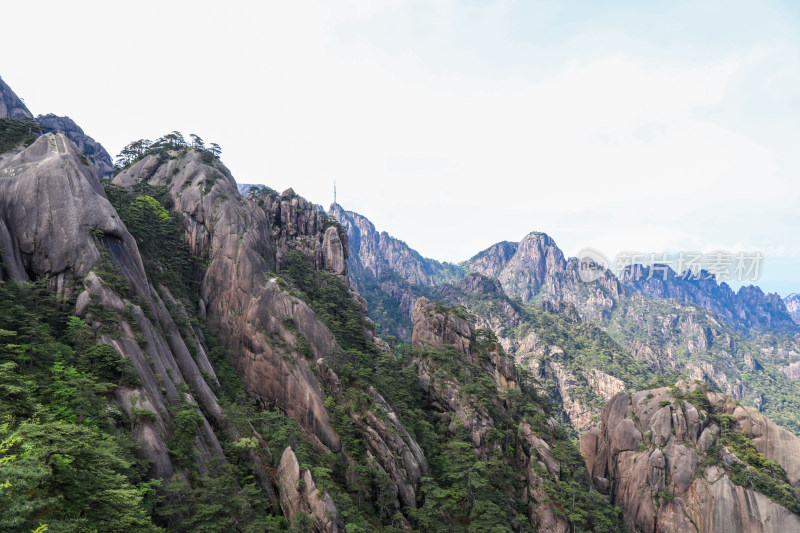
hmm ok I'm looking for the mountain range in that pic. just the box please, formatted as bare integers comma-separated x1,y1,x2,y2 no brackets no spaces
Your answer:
1,75,800,532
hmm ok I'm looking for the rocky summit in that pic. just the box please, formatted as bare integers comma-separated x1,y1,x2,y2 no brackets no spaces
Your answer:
1,75,800,533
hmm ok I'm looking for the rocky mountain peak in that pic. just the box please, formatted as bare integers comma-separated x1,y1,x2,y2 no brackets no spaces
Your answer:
35,114,113,179
786,293,800,323
0,76,33,119
465,231,567,304
464,240,519,278
1,77,113,179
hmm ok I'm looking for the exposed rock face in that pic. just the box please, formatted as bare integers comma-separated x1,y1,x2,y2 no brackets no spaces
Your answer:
0,134,228,480
586,368,626,402
0,76,32,119
465,232,625,321
360,387,428,509
114,151,348,452
316,359,428,512
322,225,347,275
411,297,472,356
330,203,464,287
329,204,463,339
246,188,350,276
0,134,124,284
465,240,519,279
496,232,566,303
786,293,800,323
582,383,800,533
36,114,113,179
277,447,343,533
433,274,636,432
0,78,113,180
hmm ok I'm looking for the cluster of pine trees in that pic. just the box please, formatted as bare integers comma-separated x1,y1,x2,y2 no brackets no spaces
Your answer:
114,132,221,172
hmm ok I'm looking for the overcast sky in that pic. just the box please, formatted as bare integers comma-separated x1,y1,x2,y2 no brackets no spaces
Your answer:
2,0,798,295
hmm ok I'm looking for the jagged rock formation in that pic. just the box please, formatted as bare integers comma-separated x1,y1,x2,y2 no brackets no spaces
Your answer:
319,359,429,513
0,133,230,481
582,382,800,532
465,232,625,321
36,114,113,179
467,233,565,303
431,274,642,431
786,293,800,323
0,77,113,179
412,296,473,356
332,205,800,437
0,76,32,119
329,204,463,339
113,151,348,452
277,446,343,532
330,203,464,287
113,150,437,527
623,265,797,332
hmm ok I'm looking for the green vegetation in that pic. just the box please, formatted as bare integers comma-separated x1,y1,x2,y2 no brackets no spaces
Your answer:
280,250,370,351
102,181,200,304
358,271,420,341
0,118,41,153
448,288,655,430
0,280,160,532
702,411,800,514
409,340,621,532
277,254,621,531
113,132,221,174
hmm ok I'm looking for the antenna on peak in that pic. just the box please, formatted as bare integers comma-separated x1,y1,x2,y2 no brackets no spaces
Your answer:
334,180,337,205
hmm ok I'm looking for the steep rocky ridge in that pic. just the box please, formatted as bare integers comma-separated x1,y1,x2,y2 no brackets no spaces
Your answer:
622,264,797,332
329,203,463,340
464,233,625,321
113,150,439,530
330,203,464,287
1,77,113,179
36,113,113,179
113,150,348,453
0,133,231,483
606,295,800,434
0,76,33,119
331,207,800,438
582,382,800,532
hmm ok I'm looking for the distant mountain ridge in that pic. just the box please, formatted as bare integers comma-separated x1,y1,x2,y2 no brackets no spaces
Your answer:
329,203,465,287
331,204,800,438
331,203,797,336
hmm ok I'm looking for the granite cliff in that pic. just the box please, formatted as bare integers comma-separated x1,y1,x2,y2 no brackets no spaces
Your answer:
0,133,230,484
0,76,32,119
582,381,800,532
786,293,800,323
